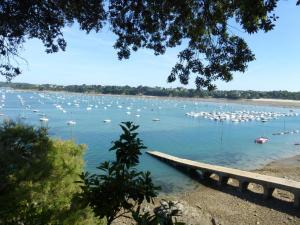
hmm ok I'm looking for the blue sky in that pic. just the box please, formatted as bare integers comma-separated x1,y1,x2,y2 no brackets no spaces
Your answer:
4,1,300,91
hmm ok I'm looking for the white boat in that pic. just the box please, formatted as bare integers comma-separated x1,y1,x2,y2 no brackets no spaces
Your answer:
67,120,76,126
86,107,92,111
255,137,269,144
103,119,111,123
39,117,49,122
152,118,160,121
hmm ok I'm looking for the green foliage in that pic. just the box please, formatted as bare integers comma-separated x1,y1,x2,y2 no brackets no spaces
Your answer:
0,121,104,225
132,202,186,225
5,82,300,101
0,0,105,80
1,1,297,88
131,206,159,225
80,122,159,225
0,121,50,193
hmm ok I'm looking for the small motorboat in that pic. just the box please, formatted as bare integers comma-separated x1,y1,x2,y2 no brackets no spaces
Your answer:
255,137,269,144
39,117,49,122
67,120,76,126
152,118,160,121
103,119,111,123
294,142,300,146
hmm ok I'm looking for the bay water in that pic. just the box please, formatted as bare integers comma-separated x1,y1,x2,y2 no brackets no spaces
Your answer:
2,89,300,193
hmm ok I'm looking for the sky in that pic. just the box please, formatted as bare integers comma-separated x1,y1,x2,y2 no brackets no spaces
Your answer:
3,1,300,91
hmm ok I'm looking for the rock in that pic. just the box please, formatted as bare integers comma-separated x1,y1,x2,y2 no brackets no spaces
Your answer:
142,205,151,214
160,200,169,208
154,200,184,220
211,217,222,225
195,204,202,210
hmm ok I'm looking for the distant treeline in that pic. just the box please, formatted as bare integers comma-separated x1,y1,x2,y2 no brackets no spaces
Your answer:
1,82,300,100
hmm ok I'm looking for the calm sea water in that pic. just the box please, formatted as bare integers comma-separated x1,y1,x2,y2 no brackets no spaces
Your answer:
2,89,300,193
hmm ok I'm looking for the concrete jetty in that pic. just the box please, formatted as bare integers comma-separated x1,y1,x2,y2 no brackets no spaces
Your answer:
147,151,300,207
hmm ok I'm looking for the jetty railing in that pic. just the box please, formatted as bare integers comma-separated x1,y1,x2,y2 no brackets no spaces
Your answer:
147,151,300,207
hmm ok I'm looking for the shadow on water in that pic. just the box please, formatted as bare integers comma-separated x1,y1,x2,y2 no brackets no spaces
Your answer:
152,156,300,218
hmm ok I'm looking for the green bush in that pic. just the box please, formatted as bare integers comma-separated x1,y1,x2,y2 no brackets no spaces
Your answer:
0,121,104,225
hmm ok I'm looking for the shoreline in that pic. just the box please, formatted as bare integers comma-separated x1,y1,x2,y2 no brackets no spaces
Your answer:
12,88,300,108
115,154,300,224
160,154,300,224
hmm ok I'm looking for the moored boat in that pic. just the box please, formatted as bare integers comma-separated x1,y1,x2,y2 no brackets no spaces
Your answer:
255,137,269,144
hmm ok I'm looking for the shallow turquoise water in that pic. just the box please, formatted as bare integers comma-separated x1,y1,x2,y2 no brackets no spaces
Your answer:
2,89,300,193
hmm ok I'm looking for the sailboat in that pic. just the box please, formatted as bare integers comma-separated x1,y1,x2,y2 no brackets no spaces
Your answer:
256,119,269,144
67,112,76,126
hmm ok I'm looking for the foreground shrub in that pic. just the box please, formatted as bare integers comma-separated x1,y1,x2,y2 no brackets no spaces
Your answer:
0,121,103,225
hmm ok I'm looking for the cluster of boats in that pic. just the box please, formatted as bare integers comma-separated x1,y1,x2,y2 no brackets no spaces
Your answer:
272,130,299,136
2,89,300,147
0,94,6,116
11,91,165,126
185,110,300,145
186,110,299,123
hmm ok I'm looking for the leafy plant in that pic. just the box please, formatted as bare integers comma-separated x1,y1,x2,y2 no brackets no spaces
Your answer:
80,122,160,225
132,201,186,225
